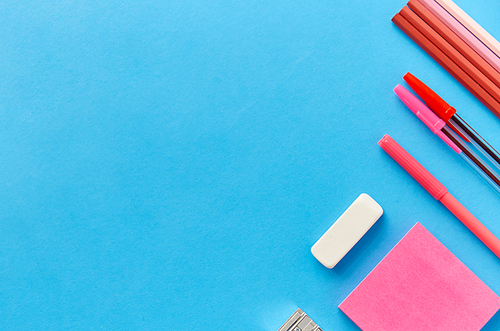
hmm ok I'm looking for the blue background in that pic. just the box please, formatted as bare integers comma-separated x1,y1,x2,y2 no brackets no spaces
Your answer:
1,0,499,329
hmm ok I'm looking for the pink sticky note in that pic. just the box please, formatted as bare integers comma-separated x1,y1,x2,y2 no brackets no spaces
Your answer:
339,222,500,331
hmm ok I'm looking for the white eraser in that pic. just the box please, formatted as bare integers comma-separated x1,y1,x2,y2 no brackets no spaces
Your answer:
311,193,383,268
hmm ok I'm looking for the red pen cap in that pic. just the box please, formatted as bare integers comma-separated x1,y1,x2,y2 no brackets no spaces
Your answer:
403,72,456,122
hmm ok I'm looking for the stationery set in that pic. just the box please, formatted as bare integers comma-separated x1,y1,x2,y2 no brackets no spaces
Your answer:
278,1,500,329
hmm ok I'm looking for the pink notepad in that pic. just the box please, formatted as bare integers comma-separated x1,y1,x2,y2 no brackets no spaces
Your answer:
339,223,500,331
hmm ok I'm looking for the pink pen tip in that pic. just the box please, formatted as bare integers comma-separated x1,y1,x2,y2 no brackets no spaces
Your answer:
379,135,448,200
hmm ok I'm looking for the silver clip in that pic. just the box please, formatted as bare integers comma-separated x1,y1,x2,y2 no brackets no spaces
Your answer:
277,308,323,331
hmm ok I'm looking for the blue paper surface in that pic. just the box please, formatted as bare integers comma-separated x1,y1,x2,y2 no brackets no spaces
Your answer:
1,0,499,329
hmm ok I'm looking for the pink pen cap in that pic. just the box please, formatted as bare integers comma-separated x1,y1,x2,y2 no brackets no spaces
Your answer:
379,134,448,200
379,134,500,259
394,84,461,154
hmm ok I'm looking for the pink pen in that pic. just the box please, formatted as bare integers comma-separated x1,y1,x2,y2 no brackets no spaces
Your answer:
394,84,500,194
394,84,460,153
379,134,500,259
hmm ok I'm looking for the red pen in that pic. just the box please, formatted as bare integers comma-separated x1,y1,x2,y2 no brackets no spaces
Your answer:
404,72,500,171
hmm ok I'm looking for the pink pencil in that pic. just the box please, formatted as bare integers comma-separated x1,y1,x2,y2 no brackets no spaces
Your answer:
379,134,500,259
418,0,500,74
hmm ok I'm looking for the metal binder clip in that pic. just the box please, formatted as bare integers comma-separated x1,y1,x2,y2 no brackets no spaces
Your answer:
277,308,323,331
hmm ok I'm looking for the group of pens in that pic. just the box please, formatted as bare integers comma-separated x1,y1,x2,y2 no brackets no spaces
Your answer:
382,0,500,259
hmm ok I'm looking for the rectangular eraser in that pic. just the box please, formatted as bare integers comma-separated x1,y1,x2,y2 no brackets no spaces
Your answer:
311,193,383,268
